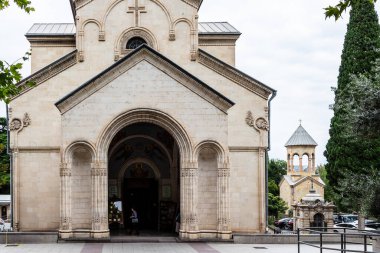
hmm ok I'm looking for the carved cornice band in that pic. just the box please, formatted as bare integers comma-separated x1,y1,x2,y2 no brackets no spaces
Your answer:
198,49,274,99
181,0,202,9
12,50,78,101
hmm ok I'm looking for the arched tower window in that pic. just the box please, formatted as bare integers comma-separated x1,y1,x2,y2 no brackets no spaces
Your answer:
293,154,300,172
126,37,147,50
302,154,309,171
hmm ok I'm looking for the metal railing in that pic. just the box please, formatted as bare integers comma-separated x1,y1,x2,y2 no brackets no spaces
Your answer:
297,227,380,253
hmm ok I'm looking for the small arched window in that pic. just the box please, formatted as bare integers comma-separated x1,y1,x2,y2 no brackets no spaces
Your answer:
126,37,147,50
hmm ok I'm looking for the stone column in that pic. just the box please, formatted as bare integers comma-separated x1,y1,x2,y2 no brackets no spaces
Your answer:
290,154,294,172
217,167,231,239
59,162,72,238
91,162,109,238
12,148,20,231
180,166,199,239
258,148,266,232
308,157,312,172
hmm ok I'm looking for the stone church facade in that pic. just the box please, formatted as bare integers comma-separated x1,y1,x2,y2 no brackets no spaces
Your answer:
9,0,275,240
280,124,325,212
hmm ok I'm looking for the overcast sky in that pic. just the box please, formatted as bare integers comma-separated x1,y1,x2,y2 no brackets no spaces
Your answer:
1,0,379,165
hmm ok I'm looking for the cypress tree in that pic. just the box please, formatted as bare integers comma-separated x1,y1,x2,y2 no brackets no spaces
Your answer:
325,0,380,209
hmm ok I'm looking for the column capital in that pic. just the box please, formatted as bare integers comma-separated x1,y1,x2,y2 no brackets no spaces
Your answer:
218,168,230,177
91,167,107,176
60,167,71,177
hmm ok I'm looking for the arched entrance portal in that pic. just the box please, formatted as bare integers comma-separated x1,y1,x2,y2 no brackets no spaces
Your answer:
108,123,180,234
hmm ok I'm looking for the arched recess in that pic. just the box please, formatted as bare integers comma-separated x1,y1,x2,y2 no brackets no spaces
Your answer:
173,17,197,61
78,19,104,62
194,141,231,236
101,0,124,34
114,27,158,60
101,0,173,40
61,141,96,231
194,140,227,168
96,108,193,167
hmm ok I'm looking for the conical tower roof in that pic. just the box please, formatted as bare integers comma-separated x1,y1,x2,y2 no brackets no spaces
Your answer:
285,124,318,147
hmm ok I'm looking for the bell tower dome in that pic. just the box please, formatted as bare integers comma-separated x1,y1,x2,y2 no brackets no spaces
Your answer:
285,122,318,176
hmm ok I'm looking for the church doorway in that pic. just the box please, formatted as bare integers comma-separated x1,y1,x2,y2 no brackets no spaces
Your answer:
108,123,180,235
312,213,326,231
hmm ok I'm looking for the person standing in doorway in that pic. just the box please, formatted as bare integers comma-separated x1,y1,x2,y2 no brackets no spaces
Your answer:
130,207,139,235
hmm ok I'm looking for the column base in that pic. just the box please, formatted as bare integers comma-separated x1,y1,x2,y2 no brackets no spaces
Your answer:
59,229,110,240
179,230,232,240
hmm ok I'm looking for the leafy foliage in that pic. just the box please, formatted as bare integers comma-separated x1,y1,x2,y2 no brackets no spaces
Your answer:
0,52,33,103
0,117,10,194
315,165,334,202
0,0,34,13
268,179,279,196
325,0,380,212
325,0,377,20
0,0,34,104
337,168,380,218
268,193,288,218
268,159,287,185
268,159,287,217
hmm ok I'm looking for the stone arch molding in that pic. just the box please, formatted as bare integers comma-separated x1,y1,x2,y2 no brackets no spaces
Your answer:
194,140,229,169
101,0,174,41
114,27,158,61
63,140,96,164
118,157,161,182
96,108,193,167
108,134,173,167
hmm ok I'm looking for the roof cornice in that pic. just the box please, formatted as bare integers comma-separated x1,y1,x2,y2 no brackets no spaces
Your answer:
11,50,78,101
198,49,275,99
56,45,234,114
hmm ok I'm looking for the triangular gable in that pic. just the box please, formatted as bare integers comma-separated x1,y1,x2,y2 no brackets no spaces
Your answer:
280,175,325,188
11,50,78,101
55,44,234,114
293,176,325,187
198,49,276,99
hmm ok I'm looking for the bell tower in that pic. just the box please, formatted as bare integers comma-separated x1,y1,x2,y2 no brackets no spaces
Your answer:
285,122,317,176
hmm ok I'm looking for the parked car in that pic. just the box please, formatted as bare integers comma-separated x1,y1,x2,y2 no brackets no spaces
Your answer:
274,218,291,229
365,223,380,231
286,218,294,230
333,214,358,224
333,223,376,232
353,219,376,225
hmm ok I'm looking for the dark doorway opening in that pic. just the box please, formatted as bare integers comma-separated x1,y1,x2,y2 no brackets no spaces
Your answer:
123,178,158,231
108,123,180,236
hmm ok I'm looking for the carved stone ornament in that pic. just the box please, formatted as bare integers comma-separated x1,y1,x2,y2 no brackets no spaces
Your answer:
23,113,31,127
245,111,269,131
245,111,255,128
10,119,22,131
10,113,31,132
256,117,269,131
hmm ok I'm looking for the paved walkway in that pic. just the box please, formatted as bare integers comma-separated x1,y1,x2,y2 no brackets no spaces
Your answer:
0,242,372,253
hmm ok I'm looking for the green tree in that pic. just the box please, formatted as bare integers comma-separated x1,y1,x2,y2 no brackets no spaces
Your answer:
0,0,34,103
0,118,10,194
332,62,380,217
325,0,378,20
268,179,279,196
315,165,334,202
324,0,380,211
268,193,288,218
268,159,287,185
